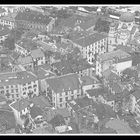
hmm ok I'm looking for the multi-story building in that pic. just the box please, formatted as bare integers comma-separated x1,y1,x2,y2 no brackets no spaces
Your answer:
0,71,39,101
96,49,132,77
41,73,83,108
108,12,140,52
30,48,46,66
0,7,8,17
0,72,21,101
0,14,15,29
15,8,55,32
0,24,11,43
17,56,34,71
72,32,108,64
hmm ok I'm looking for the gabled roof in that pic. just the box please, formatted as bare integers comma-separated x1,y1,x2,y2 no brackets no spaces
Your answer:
17,56,33,65
0,25,11,36
86,87,106,97
10,99,30,112
80,75,99,86
99,49,131,62
46,73,80,93
30,105,44,119
0,7,6,13
68,96,93,112
31,48,45,59
15,9,52,25
72,32,107,47
30,95,51,109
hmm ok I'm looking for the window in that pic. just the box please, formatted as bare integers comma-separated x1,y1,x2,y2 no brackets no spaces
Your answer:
59,98,63,103
11,89,14,93
65,97,68,101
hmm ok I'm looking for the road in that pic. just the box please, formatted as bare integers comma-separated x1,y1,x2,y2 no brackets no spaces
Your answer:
105,118,135,134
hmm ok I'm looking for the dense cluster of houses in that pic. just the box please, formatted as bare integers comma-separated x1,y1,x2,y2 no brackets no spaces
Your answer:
0,6,140,134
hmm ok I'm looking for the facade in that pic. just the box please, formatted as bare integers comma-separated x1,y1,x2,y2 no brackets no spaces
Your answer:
15,8,55,32
96,49,132,77
0,24,11,43
17,56,34,70
42,73,83,108
30,49,46,66
0,15,15,29
0,71,39,101
15,43,30,56
108,12,139,52
72,32,108,64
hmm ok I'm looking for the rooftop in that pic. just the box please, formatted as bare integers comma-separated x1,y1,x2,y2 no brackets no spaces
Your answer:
72,32,107,47
68,96,93,112
15,8,52,25
30,48,45,59
46,73,80,93
30,105,44,119
30,95,51,109
120,12,135,22
10,98,31,112
98,49,131,62
0,24,11,36
17,56,33,65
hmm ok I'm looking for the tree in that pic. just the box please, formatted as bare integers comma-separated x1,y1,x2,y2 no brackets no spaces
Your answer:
3,36,15,50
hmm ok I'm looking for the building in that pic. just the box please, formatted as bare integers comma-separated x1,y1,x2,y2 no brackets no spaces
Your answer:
15,8,55,32
72,32,108,64
30,49,46,66
0,71,39,101
41,73,83,109
0,25,11,43
108,12,140,52
96,49,132,77
0,14,15,29
15,38,38,56
9,98,31,127
0,72,21,101
17,56,34,71
0,7,8,17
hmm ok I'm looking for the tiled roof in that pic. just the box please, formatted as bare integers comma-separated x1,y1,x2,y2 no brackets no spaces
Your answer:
16,71,38,84
17,38,38,51
30,105,44,119
33,65,55,80
0,7,6,13
99,49,131,62
46,73,80,93
53,108,71,118
80,76,96,86
116,45,133,53
0,110,16,130
10,99,31,112
15,9,52,25
86,87,105,97
72,32,107,47
17,56,33,65
68,96,93,111
79,17,98,30
31,48,45,59
109,81,123,93
30,95,51,109
0,25,11,36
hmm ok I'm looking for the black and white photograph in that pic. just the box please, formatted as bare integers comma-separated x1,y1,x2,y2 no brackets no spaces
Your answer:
0,4,140,135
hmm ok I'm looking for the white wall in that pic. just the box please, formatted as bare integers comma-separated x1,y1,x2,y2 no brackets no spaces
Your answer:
113,60,132,73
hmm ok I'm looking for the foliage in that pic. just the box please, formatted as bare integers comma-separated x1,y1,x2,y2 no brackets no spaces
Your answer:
94,17,110,33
